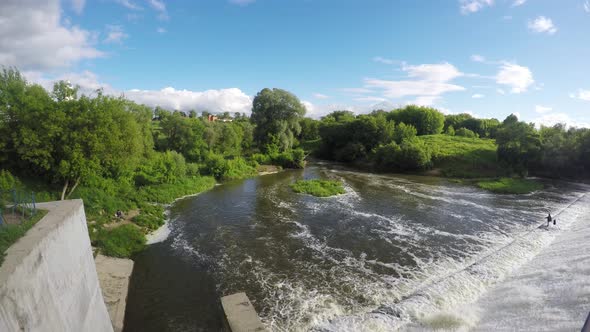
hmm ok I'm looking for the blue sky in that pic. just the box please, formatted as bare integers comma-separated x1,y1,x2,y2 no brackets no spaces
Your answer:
1,0,589,125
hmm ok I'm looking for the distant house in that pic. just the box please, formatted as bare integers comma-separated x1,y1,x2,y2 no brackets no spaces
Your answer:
208,114,218,122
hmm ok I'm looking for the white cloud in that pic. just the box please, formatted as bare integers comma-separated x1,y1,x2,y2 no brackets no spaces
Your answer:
472,94,485,98
497,88,506,95
229,0,256,5
528,16,557,35
125,87,252,113
496,62,534,93
0,0,103,70
25,71,253,114
156,27,167,34
533,113,590,128
340,88,373,95
364,62,465,104
535,105,552,113
354,96,388,103
116,0,142,10
148,0,168,20
585,1,590,13
460,0,494,14
70,0,86,14
104,25,128,44
373,56,395,65
313,93,330,99
512,0,526,6
570,89,590,101
471,54,486,63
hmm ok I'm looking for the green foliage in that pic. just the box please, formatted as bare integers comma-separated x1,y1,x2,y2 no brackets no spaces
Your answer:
251,88,306,152
134,151,187,185
290,179,345,197
0,170,19,191
496,116,541,176
132,204,165,230
419,134,501,178
393,122,417,144
455,127,478,138
299,117,320,141
202,153,256,180
444,114,500,138
445,125,455,136
477,178,543,194
387,105,445,135
374,139,431,171
136,176,216,204
96,224,146,258
0,210,47,265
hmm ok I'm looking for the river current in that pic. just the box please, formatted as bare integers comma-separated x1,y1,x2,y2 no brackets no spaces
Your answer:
124,162,588,331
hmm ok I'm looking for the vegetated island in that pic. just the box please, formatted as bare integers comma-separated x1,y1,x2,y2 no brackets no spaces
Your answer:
290,179,345,197
476,178,544,194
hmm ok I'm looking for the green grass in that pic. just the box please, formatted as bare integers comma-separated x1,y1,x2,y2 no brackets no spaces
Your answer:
290,179,345,197
0,210,48,265
477,177,543,194
418,134,503,178
96,224,146,258
136,176,216,204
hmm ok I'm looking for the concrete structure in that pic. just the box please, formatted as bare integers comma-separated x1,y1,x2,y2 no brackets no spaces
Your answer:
221,292,266,332
0,200,113,332
95,254,134,332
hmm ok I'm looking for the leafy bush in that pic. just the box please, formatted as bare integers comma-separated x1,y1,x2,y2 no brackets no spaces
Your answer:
335,142,366,162
290,179,345,197
0,170,19,191
97,224,146,258
393,122,417,144
455,127,478,138
374,139,431,171
445,125,455,136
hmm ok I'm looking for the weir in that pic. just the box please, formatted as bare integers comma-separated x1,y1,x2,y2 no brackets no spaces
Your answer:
221,292,267,332
0,200,114,332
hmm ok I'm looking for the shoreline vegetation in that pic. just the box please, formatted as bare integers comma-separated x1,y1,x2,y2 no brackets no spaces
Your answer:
1,68,589,259
291,179,345,197
0,210,48,265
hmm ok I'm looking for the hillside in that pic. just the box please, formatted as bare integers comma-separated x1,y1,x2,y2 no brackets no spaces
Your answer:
419,135,503,178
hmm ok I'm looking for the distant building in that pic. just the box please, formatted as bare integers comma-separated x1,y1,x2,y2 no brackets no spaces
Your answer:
208,114,218,122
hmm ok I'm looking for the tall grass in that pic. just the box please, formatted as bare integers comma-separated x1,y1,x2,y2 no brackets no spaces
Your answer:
290,179,345,197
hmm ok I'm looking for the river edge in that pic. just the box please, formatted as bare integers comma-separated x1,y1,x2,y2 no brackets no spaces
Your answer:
145,168,284,245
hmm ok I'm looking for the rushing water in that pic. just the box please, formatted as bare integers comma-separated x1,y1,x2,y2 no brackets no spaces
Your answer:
123,162,588,331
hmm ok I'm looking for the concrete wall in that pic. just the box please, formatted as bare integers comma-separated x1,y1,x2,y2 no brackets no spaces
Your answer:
0,200,113,332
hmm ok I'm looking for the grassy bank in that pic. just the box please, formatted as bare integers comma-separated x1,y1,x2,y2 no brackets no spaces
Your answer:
0,210,48,265
477,178,543,194
418,135,503,178
291,179,345,197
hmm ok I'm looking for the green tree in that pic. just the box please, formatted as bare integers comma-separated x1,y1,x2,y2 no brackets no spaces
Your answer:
251,88,306,152
393,122,417,144
496,116,541,176
387,105,444,135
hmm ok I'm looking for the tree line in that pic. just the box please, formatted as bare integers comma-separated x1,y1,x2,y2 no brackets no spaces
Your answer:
299,105,590,178
0,68,307,201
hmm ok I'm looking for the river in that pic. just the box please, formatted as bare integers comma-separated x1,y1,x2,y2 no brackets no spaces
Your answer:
123,162,588,331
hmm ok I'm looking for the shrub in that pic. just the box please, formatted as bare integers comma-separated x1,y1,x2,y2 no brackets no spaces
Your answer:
335,143,366,162
97,224,146,258
445,125,456,136
393,122,418,144
455,127,478,138
374,139,431,171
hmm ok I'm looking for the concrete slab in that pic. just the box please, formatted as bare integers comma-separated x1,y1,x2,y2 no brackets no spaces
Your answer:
221,292,267,332
95,254,134,332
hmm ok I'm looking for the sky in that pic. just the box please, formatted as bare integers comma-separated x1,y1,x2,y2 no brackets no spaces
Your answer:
1,0,589,126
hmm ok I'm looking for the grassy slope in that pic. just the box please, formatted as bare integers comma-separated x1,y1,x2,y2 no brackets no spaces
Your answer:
291,179,345,197
418,135,504,178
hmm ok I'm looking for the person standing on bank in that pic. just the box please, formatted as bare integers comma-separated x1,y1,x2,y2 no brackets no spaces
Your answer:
546,213,552,227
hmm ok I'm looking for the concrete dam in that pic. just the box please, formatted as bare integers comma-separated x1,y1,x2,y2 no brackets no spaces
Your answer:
0,200,118,332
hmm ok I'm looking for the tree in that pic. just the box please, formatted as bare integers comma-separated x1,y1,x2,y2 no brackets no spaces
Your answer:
496,116,541,176
251,88,306,152
188,110,197,118
387,105,444,135
393,122,417,144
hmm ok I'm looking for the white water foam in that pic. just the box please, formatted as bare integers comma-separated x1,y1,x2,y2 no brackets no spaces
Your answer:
311,193,588,331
